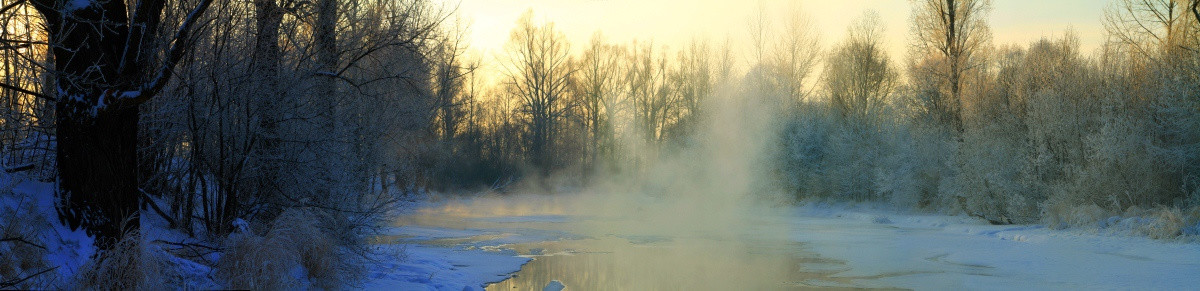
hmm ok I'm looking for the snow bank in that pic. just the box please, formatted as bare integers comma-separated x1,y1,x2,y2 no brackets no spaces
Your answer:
789,204,1200,290
364,226,530,290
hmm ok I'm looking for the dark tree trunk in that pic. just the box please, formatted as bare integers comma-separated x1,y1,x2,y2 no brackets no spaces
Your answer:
32,0,140,248
313,0,338,198
253,0,283,214
56,104,141,248
31,0,211,248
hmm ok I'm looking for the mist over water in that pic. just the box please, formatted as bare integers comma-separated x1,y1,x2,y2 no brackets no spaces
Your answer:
401,79,824,289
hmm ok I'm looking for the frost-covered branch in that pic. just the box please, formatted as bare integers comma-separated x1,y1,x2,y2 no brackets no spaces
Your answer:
116,0,213,108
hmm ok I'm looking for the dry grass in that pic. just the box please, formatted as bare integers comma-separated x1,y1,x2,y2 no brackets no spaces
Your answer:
1042,198,1109,230
214,232,301,290
1134,207,1200,240
272,209,342,290
0,198,53,289
73,231,169,291
1042,200,1200,240
215,208,345,290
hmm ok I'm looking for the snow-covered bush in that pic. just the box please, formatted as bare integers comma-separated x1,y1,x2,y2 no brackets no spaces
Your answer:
954,112,1042,224
1048,105,1163,211
776,100,939,208
1148,78,1200,207
1042,77,1198,230
822,118,885,202
776,105,834,200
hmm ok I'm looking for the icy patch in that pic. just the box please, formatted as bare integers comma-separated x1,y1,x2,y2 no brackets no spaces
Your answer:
542,280,565,291
363,243,529,291
474,215,571,223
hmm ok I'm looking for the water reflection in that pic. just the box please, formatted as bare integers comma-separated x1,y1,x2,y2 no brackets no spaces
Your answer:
487,235,865,290
393,197,901,290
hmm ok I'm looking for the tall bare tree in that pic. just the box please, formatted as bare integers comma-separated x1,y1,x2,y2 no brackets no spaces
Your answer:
577,32,622,168
501,10,575,172
825,12,899,123
772,5,820,103
910,0,991,133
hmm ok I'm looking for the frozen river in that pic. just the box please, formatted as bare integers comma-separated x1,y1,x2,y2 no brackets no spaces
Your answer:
367,196,1200,290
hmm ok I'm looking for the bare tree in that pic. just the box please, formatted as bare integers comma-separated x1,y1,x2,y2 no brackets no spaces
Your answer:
910,0,991,133
772,5,821,103
249,0,284,217
1106,0,1195,58
432,18,474,143
577,32,622,169
501,10,575,173
625,42,676,147
825,12,899,124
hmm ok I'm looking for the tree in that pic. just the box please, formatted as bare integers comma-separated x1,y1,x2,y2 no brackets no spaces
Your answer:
250,0,284,219
626,42,675,147
23,0,213,247
824,12,899,124
1106,0,1196,60
432,19,474,144
910,0,991,132
772,4,821,103
501,10,575,173
577,32,622,169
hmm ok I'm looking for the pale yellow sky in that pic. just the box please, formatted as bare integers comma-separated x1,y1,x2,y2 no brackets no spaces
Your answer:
440,0,1111,79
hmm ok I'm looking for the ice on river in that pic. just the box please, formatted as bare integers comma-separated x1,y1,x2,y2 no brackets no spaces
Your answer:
366,200,1200,290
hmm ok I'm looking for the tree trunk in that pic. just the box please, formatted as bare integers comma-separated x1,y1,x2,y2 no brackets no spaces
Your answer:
57,104,141,248
313,0,339,199
31,0,211,248
34,0,140,248
253,0,283,211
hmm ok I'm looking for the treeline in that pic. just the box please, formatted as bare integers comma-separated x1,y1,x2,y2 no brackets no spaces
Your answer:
424,10,741,191
775,0,1200,232
428,1,1200,233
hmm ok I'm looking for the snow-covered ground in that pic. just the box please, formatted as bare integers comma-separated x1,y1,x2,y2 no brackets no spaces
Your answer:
369,199,1200,290
786,204,1200,290
363,239,529,290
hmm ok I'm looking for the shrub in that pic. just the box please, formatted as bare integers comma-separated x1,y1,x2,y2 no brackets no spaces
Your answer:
74,231,169,291
215,208,346,290
215,232,300,290
1042,201,1108,230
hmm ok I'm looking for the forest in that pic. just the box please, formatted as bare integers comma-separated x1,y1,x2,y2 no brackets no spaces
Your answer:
0,0,1198,289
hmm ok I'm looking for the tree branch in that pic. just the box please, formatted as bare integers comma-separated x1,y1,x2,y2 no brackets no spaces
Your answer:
0,0,26,15
0,82,54,102
0,237,47,250
139,188,177,227
0,266,56,288
116,0,214,108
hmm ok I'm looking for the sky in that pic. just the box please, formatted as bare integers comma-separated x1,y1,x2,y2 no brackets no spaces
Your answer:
438,0,1112,78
